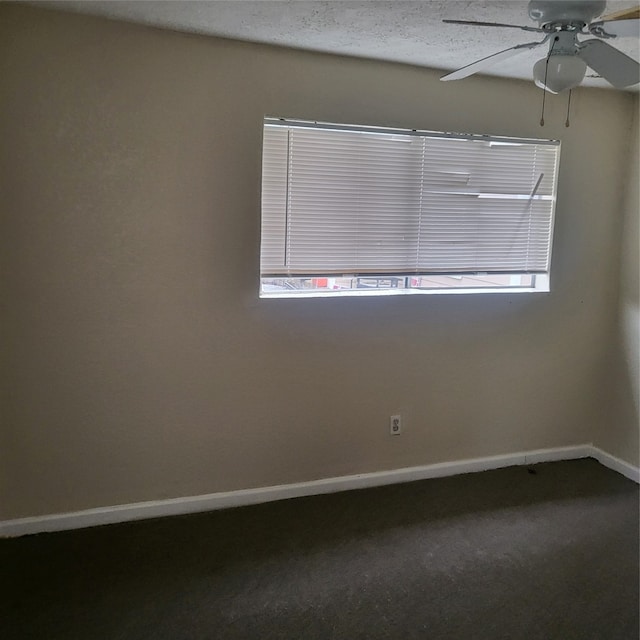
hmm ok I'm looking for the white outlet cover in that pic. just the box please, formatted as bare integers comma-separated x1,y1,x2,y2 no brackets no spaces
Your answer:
390,415,402,435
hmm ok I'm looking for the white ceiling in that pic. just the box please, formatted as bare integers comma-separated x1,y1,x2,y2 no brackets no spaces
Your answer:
38,0,640,90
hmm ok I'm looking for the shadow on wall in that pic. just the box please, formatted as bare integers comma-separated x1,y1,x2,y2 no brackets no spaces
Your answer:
621,302,639,419
604,309,640,467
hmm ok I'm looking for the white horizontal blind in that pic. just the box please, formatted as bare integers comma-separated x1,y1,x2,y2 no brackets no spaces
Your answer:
260,121,559,277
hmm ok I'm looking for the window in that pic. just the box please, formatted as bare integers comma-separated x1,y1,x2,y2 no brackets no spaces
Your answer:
260,118,560,298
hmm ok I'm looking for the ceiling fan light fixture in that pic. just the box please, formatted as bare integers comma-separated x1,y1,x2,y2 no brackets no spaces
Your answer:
533,54,587,93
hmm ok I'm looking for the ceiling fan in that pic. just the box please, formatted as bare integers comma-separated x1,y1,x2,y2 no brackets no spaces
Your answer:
441,1,640,93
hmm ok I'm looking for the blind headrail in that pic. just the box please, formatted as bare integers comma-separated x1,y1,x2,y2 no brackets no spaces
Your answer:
264,117,560,147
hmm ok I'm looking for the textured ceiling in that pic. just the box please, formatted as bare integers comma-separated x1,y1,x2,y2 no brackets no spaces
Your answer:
37,1,640,90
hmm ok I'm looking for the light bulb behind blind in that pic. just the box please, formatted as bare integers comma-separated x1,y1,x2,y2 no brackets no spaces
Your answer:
533,54,587,93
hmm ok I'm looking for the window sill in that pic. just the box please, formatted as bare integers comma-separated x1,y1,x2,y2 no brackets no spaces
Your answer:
260,283,550,299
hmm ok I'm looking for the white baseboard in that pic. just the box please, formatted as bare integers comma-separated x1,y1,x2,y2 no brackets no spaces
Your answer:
589,446,640,484
1,443,635,538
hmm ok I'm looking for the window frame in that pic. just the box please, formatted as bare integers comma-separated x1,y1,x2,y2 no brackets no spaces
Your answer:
260,118,560,299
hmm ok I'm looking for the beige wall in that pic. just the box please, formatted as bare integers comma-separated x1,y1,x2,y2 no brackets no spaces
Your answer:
0,5,636,520
596,98,640,466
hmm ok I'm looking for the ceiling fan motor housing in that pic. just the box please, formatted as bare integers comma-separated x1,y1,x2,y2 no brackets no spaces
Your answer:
549,30,580,54
528,0,606,27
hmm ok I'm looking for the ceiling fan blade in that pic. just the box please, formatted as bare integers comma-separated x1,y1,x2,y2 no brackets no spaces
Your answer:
442,19,545,33
590,18,640,37
578,39,640,88
599,7,640,22
441,40,546,82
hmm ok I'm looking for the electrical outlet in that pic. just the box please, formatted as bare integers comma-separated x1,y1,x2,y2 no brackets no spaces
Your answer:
390,414,402,435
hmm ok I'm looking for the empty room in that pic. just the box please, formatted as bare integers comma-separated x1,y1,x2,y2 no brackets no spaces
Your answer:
1,1,638,638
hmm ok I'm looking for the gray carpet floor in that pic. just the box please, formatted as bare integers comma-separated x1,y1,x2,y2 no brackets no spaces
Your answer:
1,458,638,639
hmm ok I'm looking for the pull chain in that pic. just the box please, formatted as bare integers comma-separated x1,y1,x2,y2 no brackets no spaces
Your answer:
565,89,572,127
540,36,559,127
